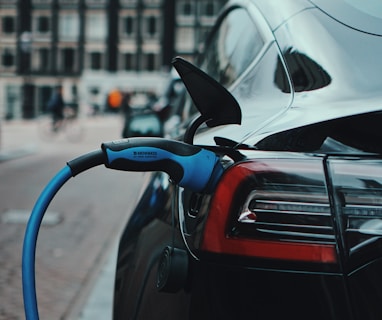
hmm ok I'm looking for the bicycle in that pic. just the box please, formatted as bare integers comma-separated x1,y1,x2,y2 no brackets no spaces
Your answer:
37,107,85,143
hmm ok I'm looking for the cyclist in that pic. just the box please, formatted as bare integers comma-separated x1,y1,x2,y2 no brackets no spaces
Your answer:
47,85,65,131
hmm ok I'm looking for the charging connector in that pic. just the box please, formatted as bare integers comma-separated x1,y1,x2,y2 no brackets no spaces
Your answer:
101,137,223,193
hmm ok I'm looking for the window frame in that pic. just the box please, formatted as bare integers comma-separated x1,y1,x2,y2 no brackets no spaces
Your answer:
32,46,51,72
1,47,16,69
199,4,276,89
35,15,51,34
59,12,80,41
2,16,16,35
85,12,107,41
121,52,136,71
59,47,78,73
200,7,262,86
89,51,103,70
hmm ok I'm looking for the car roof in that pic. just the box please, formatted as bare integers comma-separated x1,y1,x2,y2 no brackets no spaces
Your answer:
248,0,315,31
194,0,382,147
241,0,382,144
308,0,382,36
251,0,382,35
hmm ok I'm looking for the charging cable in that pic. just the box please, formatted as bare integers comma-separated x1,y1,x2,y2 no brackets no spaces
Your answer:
22,138,223,319
22,150,104,320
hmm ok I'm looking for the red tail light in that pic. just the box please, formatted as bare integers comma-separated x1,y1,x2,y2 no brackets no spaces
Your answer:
200,158,338,264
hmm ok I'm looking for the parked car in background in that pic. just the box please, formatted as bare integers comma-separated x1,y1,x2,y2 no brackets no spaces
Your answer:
151,69,186,136
113,0,382,319
122,70,186,139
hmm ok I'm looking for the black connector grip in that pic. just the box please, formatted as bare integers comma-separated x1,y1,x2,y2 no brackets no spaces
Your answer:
67,150,105,177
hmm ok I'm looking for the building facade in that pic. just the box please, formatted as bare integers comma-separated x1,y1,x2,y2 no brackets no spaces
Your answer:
0,0,226,119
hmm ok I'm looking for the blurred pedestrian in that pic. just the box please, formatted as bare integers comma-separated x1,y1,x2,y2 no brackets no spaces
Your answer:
47,85,65,131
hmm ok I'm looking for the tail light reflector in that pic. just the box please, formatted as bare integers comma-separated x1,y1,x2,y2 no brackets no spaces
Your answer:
328,159,382,268
201,158,338,264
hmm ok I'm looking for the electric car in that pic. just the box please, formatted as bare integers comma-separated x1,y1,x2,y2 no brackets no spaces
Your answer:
113,0,382,319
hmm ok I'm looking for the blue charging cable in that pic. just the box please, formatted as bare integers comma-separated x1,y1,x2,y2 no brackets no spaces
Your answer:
22,166,72,320
23,149,105,320
22,138,224,319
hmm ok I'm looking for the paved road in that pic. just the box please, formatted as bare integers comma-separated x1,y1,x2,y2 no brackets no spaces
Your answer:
0,115,145,319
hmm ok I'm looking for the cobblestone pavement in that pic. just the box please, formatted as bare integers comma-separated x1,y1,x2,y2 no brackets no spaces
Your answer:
0,115,145,319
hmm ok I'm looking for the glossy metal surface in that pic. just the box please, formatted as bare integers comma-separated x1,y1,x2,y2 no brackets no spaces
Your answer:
113,0,382,319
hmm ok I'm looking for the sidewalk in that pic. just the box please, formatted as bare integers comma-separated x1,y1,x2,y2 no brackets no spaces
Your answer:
0,120,38,162
0,115,125,160
0,116,126,320
76,242,118,320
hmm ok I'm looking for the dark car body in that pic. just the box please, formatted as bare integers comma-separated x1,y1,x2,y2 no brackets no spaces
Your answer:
113,1,382,319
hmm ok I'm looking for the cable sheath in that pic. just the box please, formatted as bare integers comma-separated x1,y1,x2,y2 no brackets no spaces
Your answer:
22,166,72,320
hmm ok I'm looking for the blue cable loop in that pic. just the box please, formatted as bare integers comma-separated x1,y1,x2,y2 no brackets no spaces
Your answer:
22,165,72,320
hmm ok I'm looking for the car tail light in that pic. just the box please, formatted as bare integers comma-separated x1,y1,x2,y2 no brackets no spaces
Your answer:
328,159,382,269
200,158,338,265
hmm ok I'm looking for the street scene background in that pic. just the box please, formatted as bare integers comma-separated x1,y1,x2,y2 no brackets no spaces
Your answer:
0,114,145,319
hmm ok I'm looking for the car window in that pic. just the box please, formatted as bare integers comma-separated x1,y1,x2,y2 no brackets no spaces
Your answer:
230,43,292,136
201,7,265,88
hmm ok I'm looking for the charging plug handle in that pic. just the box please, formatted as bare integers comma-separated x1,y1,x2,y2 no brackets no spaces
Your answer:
101,137,223,193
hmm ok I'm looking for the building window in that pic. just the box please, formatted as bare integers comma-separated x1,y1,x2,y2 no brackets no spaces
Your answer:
37,16,50,33
181,1,193,16
147,53,155,71
59,13,80,40
61,48,76,72
201,1,215,17
146,16,157,36
90,52,102,70
123,16,135,35
122,53,135,70
144,53,157,71
38,48,50,71
2,16,15,34
2,49,15,67
5,85,20,120
86,13,107,40
175,27,194,52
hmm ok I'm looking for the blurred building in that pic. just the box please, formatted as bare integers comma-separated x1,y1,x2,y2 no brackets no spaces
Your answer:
0,0,226,119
